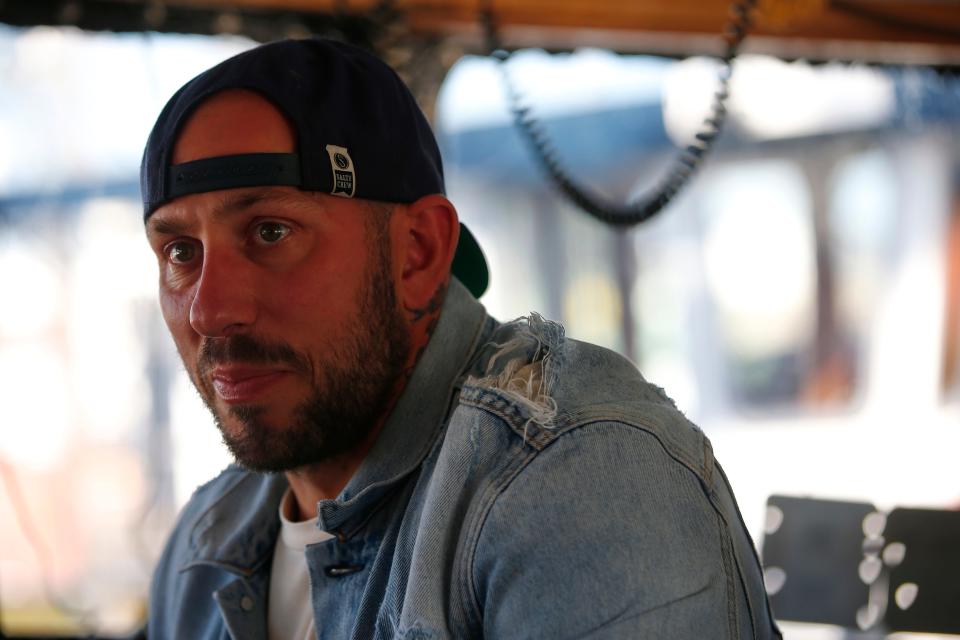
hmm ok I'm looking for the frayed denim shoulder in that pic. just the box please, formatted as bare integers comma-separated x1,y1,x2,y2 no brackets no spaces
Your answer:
465,313,565,430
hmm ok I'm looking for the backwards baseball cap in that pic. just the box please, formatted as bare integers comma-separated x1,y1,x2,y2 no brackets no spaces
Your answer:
140,38,488,298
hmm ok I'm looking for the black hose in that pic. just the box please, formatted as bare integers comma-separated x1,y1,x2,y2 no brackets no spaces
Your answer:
481,0,757,226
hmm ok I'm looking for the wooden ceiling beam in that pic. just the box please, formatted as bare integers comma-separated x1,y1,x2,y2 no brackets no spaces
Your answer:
155,0,960,62
3,0,959,65
131,0,960,43
400,0,960,63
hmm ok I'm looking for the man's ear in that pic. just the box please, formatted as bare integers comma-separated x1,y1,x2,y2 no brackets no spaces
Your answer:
394,194,459,317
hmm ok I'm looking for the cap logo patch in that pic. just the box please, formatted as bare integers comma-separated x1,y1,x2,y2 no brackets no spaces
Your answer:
326,145,355,197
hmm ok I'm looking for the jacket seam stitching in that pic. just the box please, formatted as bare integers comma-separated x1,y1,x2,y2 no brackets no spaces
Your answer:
462,444,540,632
458,398,707,481
716,464,769,638
718,511,739,640
459,388,553,449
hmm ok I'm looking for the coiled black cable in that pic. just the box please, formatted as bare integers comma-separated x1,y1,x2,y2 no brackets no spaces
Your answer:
482,0,757,227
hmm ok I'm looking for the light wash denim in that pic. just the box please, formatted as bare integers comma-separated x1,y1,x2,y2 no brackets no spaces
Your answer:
148,279,781,639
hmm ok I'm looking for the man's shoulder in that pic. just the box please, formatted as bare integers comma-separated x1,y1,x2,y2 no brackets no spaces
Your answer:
439,317,752,638
457,313,704,464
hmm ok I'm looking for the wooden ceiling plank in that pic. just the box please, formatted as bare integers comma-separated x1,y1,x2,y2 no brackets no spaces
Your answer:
401,0,731,35
52,0,960,64
145,0,960,45
155,0,382,12
400,0,960,46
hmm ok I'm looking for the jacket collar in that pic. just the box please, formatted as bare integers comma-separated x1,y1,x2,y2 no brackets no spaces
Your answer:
183,278,488,570
316,278,488,535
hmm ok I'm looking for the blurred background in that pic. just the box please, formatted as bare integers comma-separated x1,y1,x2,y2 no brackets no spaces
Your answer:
0,0,959,637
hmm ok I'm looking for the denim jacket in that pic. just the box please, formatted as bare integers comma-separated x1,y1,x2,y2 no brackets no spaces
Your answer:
148,279,781,640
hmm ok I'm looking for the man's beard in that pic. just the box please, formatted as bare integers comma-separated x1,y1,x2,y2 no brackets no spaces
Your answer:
190,229,410,472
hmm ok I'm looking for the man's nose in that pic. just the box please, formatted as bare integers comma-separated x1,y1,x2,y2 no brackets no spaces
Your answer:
189,250,257,337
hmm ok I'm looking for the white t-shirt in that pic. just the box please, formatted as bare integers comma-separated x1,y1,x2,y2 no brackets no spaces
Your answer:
268,488,334,640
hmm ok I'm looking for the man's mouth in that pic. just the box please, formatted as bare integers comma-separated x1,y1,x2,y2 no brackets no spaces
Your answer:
208,365,292,403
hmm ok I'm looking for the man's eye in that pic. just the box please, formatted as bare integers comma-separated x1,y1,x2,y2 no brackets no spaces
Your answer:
255,222,291,244
166,241,198,264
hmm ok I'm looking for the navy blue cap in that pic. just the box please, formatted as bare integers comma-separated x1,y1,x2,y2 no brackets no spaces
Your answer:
140,38,488,298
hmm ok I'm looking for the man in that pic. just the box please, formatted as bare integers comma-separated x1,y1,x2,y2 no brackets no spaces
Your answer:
141,38,780,639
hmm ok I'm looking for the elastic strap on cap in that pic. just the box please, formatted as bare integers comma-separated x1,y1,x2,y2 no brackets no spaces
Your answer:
167,153,301,200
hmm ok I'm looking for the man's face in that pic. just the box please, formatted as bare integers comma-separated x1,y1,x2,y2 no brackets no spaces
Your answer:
145,91,410,471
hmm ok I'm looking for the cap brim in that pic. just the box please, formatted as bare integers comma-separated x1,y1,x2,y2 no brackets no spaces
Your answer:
452,223,489,298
